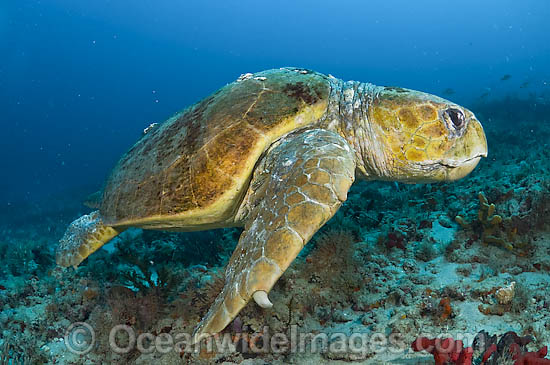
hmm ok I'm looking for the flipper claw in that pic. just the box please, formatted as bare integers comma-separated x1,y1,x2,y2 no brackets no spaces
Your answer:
253,290,273,308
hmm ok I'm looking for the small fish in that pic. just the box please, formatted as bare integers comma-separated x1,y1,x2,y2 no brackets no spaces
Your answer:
520,81,530,88
442,88,455,95
500,74,511,81
479,92,489,99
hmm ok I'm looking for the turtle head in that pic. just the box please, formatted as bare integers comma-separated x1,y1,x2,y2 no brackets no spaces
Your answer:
364,86,487,183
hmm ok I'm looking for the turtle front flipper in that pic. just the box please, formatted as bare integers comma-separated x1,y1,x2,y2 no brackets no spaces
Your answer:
193,129,356,343
56,211,125,268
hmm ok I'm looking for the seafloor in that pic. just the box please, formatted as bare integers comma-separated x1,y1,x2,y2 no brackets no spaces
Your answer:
1,95,549,364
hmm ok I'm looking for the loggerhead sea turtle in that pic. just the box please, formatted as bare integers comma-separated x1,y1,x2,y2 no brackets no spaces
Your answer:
57,67,487,343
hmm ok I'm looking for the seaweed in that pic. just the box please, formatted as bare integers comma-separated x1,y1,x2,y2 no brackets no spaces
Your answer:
0,342,29,365
116,240,178,298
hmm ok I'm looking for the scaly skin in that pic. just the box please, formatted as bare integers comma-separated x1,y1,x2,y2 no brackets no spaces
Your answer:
319,77,487,182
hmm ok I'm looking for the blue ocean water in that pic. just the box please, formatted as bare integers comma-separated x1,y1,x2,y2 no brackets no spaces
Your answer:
1,1,550,363
2,0,549,207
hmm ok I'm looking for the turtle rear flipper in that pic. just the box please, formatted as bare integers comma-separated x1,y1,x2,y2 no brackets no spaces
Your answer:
193,129,356,343
56,211,124,268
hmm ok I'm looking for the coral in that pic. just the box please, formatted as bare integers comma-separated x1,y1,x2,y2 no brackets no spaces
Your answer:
107,285,162,331
191,272,226,315
116,239,179,298
305,229,362,300
378,231,406,251
438,297,453,322
0,232,53,278
418,293,457,324
478,281,530,316
496,281,516,305
416,240,438,261
478,303,507,316
510,282,530,314
411,337,473,364
472,330,550,365
511,345,549,364
0,342,29,364
412,331,550,365
456,192,528,254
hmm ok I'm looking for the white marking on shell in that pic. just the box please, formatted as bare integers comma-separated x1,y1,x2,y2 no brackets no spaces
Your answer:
143,122,158,134
237,73,253,82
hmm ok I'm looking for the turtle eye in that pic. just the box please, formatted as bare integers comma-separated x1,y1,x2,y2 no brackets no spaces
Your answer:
443,108,466,130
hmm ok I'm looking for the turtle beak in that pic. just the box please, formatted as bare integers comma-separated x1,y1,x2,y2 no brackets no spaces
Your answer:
469,118,488,159
443,117,488,181
444,156,483,181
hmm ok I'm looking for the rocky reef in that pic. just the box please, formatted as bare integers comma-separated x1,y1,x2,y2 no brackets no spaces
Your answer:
1,94,550,364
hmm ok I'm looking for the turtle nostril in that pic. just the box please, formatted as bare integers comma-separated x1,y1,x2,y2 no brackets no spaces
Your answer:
445,108,465,129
